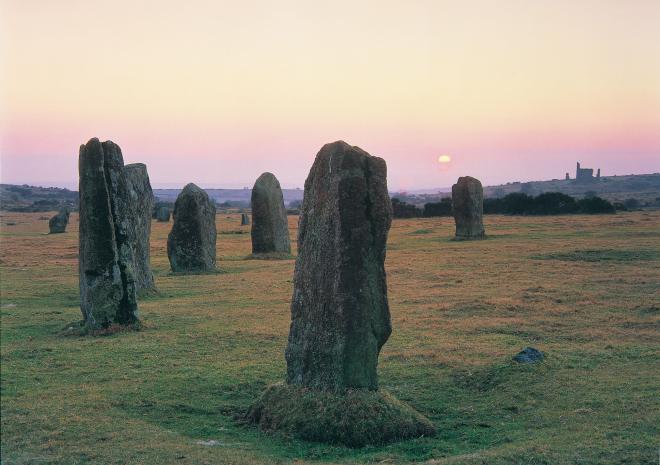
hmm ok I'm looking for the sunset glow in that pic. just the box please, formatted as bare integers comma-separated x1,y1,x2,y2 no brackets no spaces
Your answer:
1,0,659,189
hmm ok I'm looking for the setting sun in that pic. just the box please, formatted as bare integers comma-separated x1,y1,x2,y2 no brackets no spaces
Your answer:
438,155,452,164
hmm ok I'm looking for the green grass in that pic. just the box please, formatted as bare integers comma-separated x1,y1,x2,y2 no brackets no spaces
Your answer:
1,211,659,464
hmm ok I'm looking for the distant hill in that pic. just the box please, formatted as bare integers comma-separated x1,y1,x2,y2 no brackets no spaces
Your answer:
2,173,659,212
152,188,304,207
393,173,660,208
0,183,305,212
483,173,660,205
0,184,77,212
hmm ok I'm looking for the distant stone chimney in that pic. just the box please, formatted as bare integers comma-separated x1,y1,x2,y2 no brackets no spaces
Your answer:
565,172,570,180
596,168,601,179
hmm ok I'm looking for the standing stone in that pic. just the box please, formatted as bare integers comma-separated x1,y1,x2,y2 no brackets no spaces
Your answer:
155,205,171,222
167,183,216,272
246,142,434,446
241,213,250,226
78,138,139,329
48,208,70,233
285,141,392,391
124,163,155,291
250,173,290,254
451,176,486,240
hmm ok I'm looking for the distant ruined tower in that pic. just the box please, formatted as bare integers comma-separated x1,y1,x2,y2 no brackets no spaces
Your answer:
575,162,599,182
565,172,570,180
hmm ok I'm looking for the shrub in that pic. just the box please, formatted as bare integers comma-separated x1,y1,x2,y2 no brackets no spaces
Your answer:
577,196,615,214
391,198,421,218
422,198,452,217
531,192,578,214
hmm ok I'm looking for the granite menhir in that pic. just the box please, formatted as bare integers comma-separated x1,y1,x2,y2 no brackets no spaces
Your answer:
78,138,139,329
124,163,155,291
451,176,486,240
285,141,392,391
48,208,70,234
167,183,217,272
250,172,290,255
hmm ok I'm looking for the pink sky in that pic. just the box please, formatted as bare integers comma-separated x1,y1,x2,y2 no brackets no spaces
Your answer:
1,0,659,190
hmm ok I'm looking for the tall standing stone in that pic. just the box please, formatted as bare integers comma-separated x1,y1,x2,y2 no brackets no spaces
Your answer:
167,183,217,272
48,208,70,233
124,163,155,291
451,176,486,240
241,213,250,225
250,173,290,255
78,138,139,329
285,141,392,391
247,142,434,446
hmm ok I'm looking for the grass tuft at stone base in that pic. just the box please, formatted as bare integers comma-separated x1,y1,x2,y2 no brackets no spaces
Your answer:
244,383,436,448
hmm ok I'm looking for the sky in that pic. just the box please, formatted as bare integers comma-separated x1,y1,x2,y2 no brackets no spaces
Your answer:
1,0,659,191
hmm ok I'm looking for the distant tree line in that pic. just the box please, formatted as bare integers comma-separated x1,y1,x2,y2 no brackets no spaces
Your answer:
483,192,615,215
391,192,617,219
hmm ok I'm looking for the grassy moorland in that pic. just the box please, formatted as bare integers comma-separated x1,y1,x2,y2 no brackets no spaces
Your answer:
1,211,659,465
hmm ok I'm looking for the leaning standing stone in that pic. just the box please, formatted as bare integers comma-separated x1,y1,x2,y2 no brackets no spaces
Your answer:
250,173,290,255
451,176,486,240
167,183,217,272
124,163,155,291
48,208,70,233
78,138,139,329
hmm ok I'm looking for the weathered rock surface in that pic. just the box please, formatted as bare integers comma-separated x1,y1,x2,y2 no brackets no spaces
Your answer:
78,138,139,329
124,163,155,291
248,142,434,446
241,213,250,225
451,176,485,240
250,173,290,254
155,205,171,222
48,208,70,233
167,183,217,272
513,347,544,364
285,141,393,391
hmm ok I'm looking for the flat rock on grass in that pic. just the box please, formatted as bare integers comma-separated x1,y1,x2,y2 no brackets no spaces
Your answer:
513,347,544,364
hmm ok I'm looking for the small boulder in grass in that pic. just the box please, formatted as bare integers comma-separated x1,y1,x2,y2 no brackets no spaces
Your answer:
513,347,544,364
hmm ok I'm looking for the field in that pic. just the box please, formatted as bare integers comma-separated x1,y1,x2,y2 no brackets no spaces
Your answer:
1,211,659,464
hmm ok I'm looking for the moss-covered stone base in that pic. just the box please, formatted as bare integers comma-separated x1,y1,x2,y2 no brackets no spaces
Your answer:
245,383,435,447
